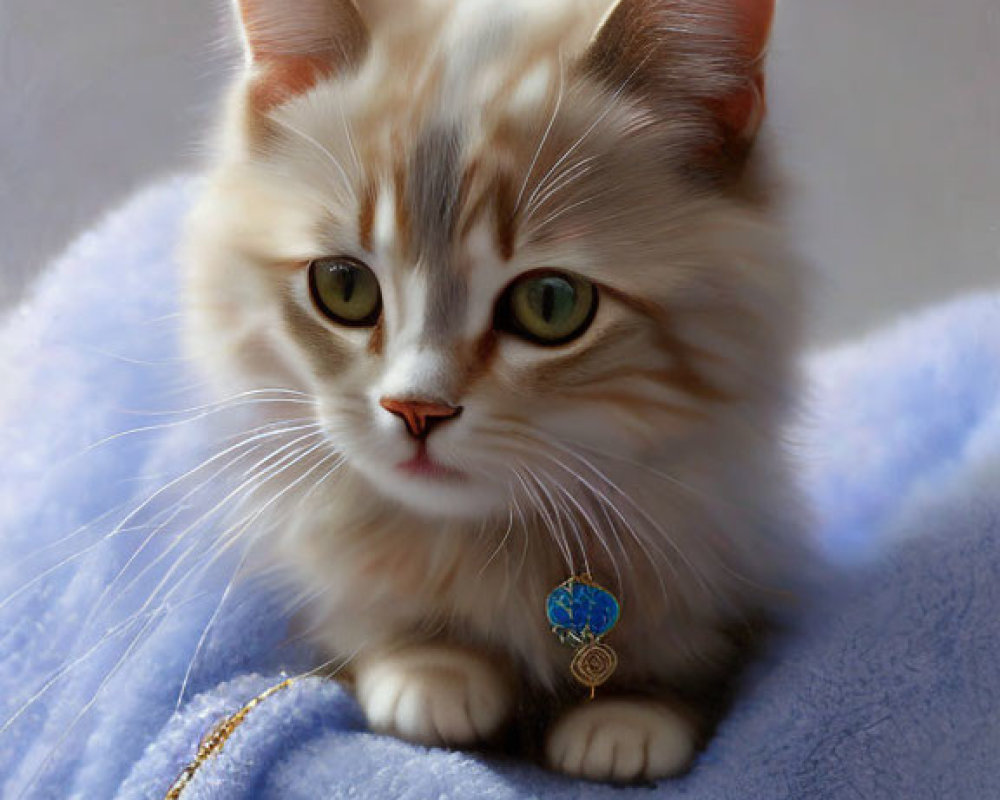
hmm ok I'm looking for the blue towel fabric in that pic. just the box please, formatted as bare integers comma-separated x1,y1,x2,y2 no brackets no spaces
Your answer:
1,178,998,799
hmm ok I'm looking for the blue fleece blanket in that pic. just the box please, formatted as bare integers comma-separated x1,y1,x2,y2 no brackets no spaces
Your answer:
1,178,998,799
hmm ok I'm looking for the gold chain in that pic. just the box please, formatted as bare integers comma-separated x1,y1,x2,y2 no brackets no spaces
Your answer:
165,677,298,800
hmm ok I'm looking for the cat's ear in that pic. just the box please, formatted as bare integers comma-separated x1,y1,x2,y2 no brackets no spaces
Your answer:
235,0,369,113
583,0,775,178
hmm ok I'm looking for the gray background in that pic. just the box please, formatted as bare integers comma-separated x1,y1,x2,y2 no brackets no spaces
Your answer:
1,0,998,343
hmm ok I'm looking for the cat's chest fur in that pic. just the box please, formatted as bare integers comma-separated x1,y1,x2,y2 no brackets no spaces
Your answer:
281,475,557,682
278,469,741,692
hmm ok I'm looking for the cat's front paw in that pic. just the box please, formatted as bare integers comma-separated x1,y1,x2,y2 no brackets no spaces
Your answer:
546,698,696,783
355,644,512,747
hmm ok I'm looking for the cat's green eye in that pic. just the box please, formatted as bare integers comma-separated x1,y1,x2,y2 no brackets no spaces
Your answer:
496,271,598,346
308,257,382,327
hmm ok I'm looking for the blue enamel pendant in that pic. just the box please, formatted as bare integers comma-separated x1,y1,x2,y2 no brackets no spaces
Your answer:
546,575,620,698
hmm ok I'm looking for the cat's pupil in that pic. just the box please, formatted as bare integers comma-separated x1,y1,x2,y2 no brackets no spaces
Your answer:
339,266,356,303
529,276,574,326
542,283,556,322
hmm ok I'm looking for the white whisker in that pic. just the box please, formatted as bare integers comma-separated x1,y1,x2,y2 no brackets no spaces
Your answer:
520,156,597,226
99,434,329,622
509,463,569,572
0,593,207,739
515,52,566,212
543,438,710,597
16,604,174,797
477,506,514,580
545,466,625,593
114,387,315,418
525,193,599,236
175,549,251,712
519,57,648,225
520,463,577,575
75,425,326,625
270,115,353,196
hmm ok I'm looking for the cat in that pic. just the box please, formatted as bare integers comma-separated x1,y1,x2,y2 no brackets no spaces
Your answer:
182,0,805,783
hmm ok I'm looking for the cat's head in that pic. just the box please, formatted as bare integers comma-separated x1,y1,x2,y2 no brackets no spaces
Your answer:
184,0,798,520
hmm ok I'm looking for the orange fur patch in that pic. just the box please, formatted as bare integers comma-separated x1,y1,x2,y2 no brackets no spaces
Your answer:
249,56,335,115
367,315,385,356
493,171,518,262
460,330,499,392
358,182,377,253
392,159,412,259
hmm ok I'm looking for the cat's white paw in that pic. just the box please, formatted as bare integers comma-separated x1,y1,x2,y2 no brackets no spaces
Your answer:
355,645,512,746
546,699,696,783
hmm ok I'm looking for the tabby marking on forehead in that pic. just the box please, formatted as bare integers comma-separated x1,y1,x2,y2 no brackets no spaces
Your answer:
358,181,377,253
391,161,411,258
407,124,463,265
492,171,518,261
456,159,520,264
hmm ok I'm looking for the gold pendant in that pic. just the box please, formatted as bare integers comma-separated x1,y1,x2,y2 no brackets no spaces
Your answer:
546,574,621,699
570,641,619,700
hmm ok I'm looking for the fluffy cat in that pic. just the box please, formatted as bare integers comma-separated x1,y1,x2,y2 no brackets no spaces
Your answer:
183,0,805,783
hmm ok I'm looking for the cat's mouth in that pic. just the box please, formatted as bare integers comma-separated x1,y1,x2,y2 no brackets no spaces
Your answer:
395,443,466,482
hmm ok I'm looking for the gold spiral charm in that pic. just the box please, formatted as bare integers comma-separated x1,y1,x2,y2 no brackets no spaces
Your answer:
570,641,618,698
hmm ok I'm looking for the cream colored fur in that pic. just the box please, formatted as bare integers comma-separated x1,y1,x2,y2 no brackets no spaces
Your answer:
183,0,804,783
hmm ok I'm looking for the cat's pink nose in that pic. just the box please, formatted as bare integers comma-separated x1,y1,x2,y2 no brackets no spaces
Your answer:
379,397,463,440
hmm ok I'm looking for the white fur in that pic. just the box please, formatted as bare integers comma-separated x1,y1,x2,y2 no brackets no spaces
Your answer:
356,644,513,745
547,699,696,782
